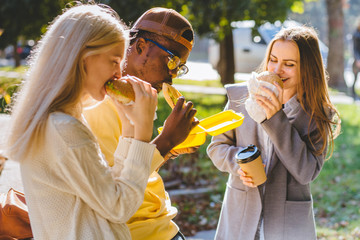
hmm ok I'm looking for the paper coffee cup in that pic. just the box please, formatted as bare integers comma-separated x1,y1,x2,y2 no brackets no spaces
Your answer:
236,144,267,186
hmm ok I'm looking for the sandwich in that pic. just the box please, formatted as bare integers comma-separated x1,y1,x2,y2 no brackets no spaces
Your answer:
257,71,283,88
162,83,184,109
105,79,135,104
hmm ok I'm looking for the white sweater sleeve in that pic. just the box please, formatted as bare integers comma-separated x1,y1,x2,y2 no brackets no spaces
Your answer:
52,117,155,223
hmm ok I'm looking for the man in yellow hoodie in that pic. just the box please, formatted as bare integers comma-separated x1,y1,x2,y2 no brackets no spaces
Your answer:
84,8,198,240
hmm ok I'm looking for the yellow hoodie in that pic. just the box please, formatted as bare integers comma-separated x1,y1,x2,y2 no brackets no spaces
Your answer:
83,97,178,240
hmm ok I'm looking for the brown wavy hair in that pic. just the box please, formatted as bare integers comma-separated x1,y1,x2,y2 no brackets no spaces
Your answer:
258,26,341,158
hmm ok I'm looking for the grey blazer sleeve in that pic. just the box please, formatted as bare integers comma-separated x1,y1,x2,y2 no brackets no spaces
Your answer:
206,83,248,176
207,127,242,176
261,109,325,185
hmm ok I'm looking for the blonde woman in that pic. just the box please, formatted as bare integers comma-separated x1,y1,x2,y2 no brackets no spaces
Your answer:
207,26,341,240
6,4,158,239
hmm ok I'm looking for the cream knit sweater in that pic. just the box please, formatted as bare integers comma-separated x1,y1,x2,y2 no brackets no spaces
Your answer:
20,112,155,239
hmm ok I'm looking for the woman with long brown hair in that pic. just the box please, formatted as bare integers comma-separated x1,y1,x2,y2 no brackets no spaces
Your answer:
207,26,340,240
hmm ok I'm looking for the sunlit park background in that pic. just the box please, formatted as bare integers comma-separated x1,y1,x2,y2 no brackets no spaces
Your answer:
1,0,360,239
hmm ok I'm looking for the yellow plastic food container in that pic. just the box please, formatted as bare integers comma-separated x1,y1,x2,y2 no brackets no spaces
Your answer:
158,110,244,150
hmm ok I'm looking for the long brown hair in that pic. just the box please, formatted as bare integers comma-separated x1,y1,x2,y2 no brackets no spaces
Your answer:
258,26,341,158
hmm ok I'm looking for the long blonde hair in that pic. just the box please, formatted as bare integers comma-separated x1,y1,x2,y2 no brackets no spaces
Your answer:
258,26,341,158
7,4,128,161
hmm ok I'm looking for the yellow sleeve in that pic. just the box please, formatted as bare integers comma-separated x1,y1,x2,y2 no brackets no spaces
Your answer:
127,172,178,240
83,97,122,167
150,148,165,173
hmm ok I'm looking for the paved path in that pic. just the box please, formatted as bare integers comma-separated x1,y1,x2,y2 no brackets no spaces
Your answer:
186,229,216,239
0,114,19,194
0,114,10,159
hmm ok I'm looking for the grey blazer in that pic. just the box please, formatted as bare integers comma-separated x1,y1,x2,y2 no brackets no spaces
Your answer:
207,83,326,240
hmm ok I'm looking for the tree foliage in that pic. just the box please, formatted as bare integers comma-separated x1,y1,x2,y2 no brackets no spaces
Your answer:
0,0,71,46
0,0,302,74
0,0,70,66
104,0,155,25
180,0,299,40
181,0,302,85
105,0,190,26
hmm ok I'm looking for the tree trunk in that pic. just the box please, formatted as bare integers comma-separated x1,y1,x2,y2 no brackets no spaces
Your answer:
326,0,346,90
12,43,21,67
217,30,235,86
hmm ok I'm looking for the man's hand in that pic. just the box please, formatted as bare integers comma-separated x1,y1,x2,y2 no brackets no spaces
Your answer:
164,146,199,161
152,96,199,157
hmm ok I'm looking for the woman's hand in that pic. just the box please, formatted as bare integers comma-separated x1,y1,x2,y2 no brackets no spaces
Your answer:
113,100,134,138
255,82,283,120
112,75,158,142
237,168,256,188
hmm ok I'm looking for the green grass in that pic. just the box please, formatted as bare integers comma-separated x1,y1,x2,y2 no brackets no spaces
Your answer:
0,65,28,73
0,67,23,113
173,78,223,88
312,103,360,239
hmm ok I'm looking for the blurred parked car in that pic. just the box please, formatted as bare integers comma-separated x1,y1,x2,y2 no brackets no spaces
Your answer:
209,20,328,73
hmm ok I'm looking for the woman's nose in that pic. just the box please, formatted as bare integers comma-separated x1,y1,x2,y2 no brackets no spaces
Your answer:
273,64,283,74
114,64,122,79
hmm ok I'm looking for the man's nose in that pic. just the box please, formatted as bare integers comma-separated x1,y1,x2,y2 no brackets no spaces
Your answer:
169,68,178,79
